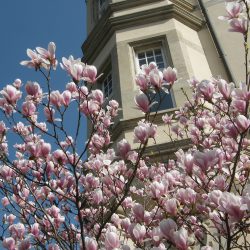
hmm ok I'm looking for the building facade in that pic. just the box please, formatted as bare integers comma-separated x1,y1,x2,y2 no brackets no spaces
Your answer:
82,0,244,159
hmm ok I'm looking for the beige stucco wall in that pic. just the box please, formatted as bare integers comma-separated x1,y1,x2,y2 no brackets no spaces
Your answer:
201,0,245,84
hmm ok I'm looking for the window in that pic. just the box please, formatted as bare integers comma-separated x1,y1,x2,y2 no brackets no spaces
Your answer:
98,0,107,18
137,48,166,70
135,46,175,111
102,72,113,98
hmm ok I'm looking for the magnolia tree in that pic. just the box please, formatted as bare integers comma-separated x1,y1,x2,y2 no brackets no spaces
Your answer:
0,0,250,249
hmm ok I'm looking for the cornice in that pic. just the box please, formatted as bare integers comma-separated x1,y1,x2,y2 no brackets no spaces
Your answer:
170,0,195,11
82,3,203,63
111,108,178,142
144,139,191,159
110,0,164,12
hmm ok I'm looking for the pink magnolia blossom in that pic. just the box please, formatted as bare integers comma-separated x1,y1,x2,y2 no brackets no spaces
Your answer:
2,237,15,250
80,100,100,116
193,149,219,172
131,224,146,243
229,17,248,33
62,90,71,106
135,74,148,91
0,121,7,134
30,223,40,238
235,115,250,132
117,139,131,159
18,239,31,250
44,107,55,122
218,192,246,221
13,79,22,89
85,237,98,250
91,89,104,104
22,101,36,116
149,181,165,198
25,81,42,99
48,244,60,250
197,80,215,100
6,214,16,224
162,113,173,125
149,69,163,88
231,99,246,113
36,42,57,69
20,49,47,70
66,82,78,93
60,56,85,82
163,67,177,84
2,197,10,206
134,121,157,143
9,223,25,239
0,85,22,105
141,63,155,75
132,203,145,222
159,218,177,240
105,231,120,250
219,2,243,20
82,65,99,83
217,79,234,100
135,91,152,113
164,198,178,216
49,90,63,107
173,228,189,250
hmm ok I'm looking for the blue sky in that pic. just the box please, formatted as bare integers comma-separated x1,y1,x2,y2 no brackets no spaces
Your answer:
0,0,86,87
0,1,88,158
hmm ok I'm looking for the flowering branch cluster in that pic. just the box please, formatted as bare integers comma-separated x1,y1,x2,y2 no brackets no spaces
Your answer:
0,0,249,249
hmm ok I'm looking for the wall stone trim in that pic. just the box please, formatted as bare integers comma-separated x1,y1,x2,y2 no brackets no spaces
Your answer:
82,2,203,63
111,108,178,141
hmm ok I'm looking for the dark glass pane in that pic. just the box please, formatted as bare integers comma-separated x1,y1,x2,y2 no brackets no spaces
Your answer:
104,79,108,87
149,90,173,112
147,57,155,63
157,63,165,69
108,74,112,82
99,0,106,7
138,53,145,59
154,49,162,55
155,55,163,62
139,59,146,66
146,50,153,57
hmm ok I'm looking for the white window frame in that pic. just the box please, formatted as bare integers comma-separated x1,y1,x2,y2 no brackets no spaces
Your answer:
135,46,168,72
102,72,113,99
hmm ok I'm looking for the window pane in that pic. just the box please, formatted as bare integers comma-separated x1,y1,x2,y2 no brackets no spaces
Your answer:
137,47,166,71
108,74,112,82
139,59,146,66
157,63,165,69
103,72,113,98
149,90,173,112
99,0,106,7
146,50,153,57
154,49,162,55
138,52,145,59
147,57,155,63
155,55,163,62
